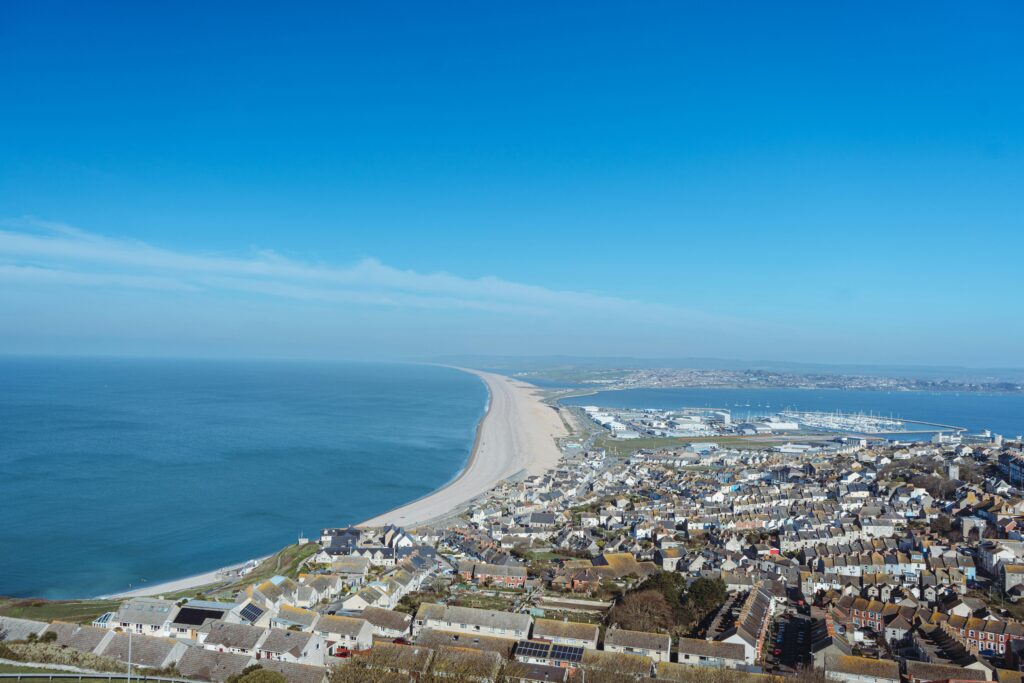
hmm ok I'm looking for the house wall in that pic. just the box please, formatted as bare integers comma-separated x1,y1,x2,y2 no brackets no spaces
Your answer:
604,643,670,663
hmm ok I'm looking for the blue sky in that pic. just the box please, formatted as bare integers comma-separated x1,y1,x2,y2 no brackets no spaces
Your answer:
1,2,1022,365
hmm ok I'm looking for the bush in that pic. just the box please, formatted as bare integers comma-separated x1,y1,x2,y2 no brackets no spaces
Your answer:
0,643,24,661
4,642,124,672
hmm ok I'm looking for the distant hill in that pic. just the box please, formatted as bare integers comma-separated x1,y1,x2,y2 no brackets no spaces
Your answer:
432,354,1024,384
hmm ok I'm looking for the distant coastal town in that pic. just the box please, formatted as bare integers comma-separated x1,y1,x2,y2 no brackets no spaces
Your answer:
4,369,1024,683
513,366,1024,394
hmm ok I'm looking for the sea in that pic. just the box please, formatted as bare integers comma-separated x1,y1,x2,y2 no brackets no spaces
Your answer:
0,358,487,599
560,387,1024,437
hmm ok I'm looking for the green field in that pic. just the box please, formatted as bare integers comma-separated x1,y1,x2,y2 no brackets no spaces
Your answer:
593,434,782,457
450,593,519,611
0,598,121,624
521,551,578,562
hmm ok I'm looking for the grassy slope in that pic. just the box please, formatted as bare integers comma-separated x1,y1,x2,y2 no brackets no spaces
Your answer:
0,543,317,622
218,543,318,594
0,598,120,624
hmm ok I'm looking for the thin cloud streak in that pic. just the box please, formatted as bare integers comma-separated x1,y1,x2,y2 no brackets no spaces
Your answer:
0,264,202,292
0,218,728,323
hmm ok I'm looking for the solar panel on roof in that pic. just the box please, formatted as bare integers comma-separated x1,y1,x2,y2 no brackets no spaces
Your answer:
174,607,227,627
550,644,583,662
239,604,265,623
516,641,552,659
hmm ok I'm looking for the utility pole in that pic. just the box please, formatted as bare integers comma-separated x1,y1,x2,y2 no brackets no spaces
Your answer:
127,627,132,683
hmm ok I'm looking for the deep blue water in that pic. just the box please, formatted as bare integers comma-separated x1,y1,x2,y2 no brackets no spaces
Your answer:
560,387,1024,437
0,358,486,599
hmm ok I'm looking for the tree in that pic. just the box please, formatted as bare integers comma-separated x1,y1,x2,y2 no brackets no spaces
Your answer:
635,571,689,625
608,589,674,632
686,577,727,616
931,515,953,534
636,571,688,605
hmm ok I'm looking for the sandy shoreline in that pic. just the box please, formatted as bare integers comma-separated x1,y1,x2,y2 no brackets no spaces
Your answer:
98,368,564,599
99,556,267,599
359,368,566,528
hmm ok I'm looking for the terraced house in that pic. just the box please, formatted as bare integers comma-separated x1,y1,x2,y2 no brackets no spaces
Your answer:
361,606,412,639
257,628,326,665
114,597,178,636
602,628,672,663
529,618,599,650
314,615,372,655
840,597,885,631
200,620,265,657
675,638,747,670
413,603,533,640
458,560,528,588
942,615,1024,655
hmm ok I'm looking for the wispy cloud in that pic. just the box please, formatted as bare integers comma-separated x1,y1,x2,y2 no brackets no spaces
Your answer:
0,264,202,292
0,217,711,320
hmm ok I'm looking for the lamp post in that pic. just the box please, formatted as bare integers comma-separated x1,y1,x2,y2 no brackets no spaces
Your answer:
126,626,132,683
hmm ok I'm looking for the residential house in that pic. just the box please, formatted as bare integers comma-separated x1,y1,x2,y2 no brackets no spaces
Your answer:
825,655,901,683
200,621,265,657
114,598,178,636
602,628,672,663
413,604,532,640
530,618,599,650
314,615,372,656
361,607,412,640
257,629,326,666
675,637,747,670
177,648,252,683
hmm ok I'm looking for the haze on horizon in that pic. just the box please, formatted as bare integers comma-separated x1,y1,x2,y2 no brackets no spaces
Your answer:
1,2,1022,368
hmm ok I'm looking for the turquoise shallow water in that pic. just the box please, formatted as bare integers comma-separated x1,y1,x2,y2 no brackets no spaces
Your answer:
0,358,486,599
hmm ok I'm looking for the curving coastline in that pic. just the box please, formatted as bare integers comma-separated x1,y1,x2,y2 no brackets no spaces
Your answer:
102,368,564,598
358,368,566,528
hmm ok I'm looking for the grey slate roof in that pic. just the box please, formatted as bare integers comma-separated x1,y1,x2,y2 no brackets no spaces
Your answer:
414,603,446,623
906,660,989,682
675,636,745,661
604,627,671,652
259,629,313,656
0,616,48,642
43,622,110,653
257,660,328,683
315,615,367,638
177,648,252,682
202,620,266,650
431,604,532,632
116,598,177,627
362,607,412,633
531,618,599,643
98,632,180,669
